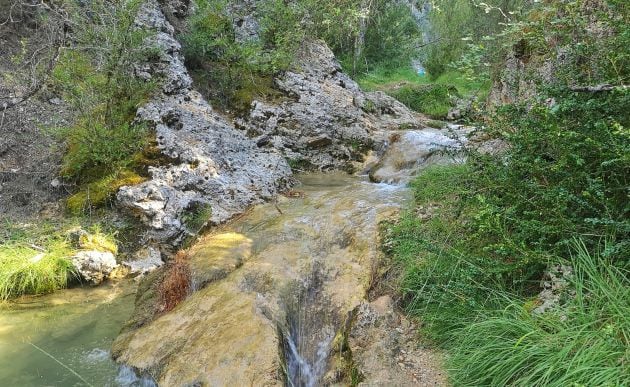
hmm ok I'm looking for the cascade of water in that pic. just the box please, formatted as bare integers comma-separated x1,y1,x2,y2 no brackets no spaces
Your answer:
281,266,337,387
114,365,157,387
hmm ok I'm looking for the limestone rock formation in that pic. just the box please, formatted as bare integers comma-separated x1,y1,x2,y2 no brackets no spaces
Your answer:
71,251,118,285
112,173,407,385
236,40,423,171
116,0,292,250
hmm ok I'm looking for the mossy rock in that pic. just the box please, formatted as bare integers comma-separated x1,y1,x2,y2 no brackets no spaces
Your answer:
66,170,146,215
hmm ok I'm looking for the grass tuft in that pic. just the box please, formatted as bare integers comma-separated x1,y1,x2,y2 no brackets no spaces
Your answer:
0,222,119,299
0,240,76,300
447,243,630,386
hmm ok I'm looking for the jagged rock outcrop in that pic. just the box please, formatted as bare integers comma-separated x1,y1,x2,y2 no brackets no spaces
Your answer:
117,0,292,250
236,40,422,171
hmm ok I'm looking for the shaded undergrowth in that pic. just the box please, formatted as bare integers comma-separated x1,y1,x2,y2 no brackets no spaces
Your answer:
385,163,629,386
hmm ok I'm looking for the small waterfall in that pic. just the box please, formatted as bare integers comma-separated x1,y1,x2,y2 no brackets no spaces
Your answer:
280,266,338,387
114,365,156,387
284,330,334,387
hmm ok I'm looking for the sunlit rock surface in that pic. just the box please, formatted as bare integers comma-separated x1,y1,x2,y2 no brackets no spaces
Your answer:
236,39,423,171
112,173,409,385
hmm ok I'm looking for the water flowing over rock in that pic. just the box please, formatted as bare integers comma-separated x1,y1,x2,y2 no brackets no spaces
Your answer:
112,173,409,385
116,0,292,250
236,39,423,171
370,127,471,184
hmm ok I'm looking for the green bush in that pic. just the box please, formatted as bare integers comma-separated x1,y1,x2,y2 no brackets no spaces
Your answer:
338,0,421,76
181,0,300,111
50,0,159,213
182,0,422,107
471,89,630,265
386,165,517,340
423,0,530,79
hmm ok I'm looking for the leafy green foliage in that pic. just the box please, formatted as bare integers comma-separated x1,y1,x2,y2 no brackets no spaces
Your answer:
339,0,421,76
472,89,630,264
501,0,630,87
182,0,422,109
423,0,530,78
385,165,515,340
387,2,629,385
182,0,301,111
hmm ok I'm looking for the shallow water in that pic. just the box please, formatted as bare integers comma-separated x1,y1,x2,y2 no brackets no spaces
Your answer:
0,281,136,386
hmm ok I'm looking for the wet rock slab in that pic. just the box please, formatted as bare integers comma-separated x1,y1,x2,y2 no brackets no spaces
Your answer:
112,173,409,385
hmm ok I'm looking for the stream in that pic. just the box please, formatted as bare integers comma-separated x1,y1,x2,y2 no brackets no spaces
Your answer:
1,128,462,385
0,281,139,386
113,172,413,385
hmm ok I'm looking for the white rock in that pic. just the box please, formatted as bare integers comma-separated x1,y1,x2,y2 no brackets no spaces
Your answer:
72,251,118,285
124,246,164,276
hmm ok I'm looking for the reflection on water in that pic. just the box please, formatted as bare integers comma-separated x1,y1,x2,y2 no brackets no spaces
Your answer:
0,281,137,386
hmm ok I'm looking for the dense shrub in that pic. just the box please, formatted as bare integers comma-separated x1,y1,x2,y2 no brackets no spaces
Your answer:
387,1,629,384
471,89,630,265
389,84,460,118
422,0,530,78
51,0,159,213
181,0,297,111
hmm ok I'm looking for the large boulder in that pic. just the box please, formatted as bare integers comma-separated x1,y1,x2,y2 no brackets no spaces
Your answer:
117,0,292,250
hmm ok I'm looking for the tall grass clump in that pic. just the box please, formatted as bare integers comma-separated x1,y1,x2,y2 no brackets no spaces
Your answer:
0,222,119,299
448,244,630,386
0,239,76,300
